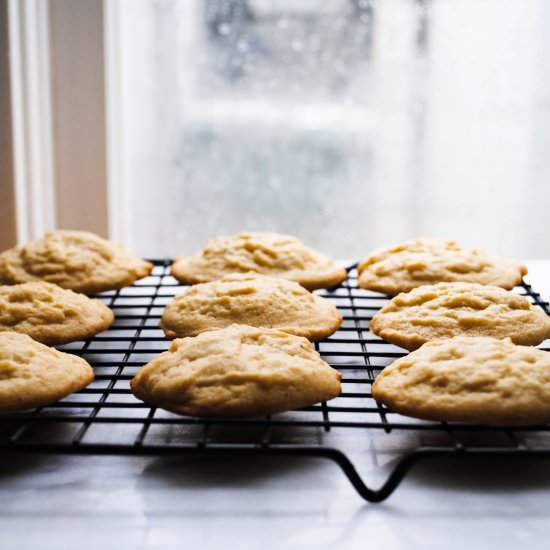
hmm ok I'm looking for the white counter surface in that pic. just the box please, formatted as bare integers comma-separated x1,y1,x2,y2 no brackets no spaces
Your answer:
2,261,550,550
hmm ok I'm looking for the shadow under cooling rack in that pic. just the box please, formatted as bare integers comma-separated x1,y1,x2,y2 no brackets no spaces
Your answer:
1,260,550,502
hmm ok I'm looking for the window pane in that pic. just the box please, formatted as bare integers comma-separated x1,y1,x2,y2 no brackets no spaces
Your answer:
116,0,550,259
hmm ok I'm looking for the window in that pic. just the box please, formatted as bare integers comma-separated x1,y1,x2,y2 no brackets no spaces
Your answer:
5,0,550,259
112,0,550,259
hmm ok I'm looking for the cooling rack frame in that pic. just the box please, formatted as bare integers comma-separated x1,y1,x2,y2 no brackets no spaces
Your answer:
1,260,550,502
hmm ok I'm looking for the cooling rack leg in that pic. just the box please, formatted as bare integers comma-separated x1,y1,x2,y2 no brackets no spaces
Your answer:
328,447,550,502
319,448,424,502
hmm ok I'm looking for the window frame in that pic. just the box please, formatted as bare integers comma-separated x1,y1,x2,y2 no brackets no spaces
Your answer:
3,0,110,247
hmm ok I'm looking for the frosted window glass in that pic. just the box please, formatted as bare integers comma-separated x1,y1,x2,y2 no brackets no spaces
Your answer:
117,0,550,259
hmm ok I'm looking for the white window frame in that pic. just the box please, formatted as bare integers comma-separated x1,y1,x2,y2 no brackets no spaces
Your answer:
3,0,110,246
103,0,128,245
8,0,56,244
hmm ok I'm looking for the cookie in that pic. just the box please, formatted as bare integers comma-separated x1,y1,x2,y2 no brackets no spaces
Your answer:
0,282,114,345
369,282,550,350
131,324,342,417
0,230,153,294
160,274,342,341
358,239,527,295
0,332,94,411
170,232,346,290
372,336,550,426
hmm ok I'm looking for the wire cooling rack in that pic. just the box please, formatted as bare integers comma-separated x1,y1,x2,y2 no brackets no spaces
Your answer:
1,260,550,502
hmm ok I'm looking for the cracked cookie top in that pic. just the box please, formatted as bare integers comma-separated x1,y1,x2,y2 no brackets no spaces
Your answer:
131,324,342,417
358,239,526,295
0,331,94,411
160,274,342,341
369,282,550,350
171,232,346,290
0,281,113,345
0,230,152,294
372,336,550,426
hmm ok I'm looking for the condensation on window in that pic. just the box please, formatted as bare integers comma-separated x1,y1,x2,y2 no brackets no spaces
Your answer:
117,0,550,260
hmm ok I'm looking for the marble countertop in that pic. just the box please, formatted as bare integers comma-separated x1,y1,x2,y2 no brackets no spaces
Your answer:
2,261,550,550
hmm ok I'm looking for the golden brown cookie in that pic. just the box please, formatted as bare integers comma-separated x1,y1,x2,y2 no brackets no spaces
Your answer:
372,336,550,426
0,332,94,411
369,282,550,350
131,324,342,417
358,239,527,295
171,232,346,290
0,282,114,345
0,230,153,294
160,274,342,341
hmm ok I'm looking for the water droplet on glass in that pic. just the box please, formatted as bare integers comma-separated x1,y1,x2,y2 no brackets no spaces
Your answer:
278,17,289,29
291,39,304,52
217,23,231,36
237,39,249,52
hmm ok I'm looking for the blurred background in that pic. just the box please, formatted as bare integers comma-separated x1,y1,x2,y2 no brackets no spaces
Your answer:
2,0,550,259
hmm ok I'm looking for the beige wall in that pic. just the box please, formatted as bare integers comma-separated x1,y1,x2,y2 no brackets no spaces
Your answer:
49,0,108,237
0,1,17,250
